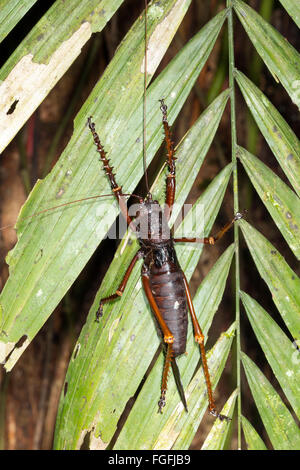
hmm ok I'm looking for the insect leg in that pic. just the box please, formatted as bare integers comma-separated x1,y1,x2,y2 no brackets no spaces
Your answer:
159,99,176,221
174,212,244,244
87,117,134,229
96,250,143,322
141,267,175,413
182,273,230,422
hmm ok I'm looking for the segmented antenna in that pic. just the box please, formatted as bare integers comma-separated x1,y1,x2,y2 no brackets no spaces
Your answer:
143,0,150,195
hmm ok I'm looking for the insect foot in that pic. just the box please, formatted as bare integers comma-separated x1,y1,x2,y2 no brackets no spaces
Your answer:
159,98,168,121
209,408,231,422
158,390,167,414
234,209,247,221
95,303,104,323
218,413,231,422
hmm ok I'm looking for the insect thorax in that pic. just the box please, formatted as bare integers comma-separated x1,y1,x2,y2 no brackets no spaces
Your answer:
134,199,171,245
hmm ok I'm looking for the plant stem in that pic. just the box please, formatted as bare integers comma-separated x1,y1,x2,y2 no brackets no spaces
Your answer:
227,0,241,449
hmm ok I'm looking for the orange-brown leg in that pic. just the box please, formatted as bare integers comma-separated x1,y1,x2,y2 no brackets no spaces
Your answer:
88,117,135,230
159,99,176,221
182,273,230,421
158,342,174,413
142,267,174,413
174,212,243,244
96,250,143,322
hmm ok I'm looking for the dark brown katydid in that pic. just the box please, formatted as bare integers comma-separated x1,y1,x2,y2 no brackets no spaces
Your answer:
84,0,243,421
0,0,243,420
87,99,242,417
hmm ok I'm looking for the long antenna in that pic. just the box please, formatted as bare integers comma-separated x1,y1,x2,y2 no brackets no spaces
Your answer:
0,193,141,232
143,0,150,195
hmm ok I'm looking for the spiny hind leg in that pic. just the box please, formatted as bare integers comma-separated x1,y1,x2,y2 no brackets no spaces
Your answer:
158,342,174,414
182,273,230,421
87,117,122,195
142,266,174,413
159,99,176,221
87,117,133,227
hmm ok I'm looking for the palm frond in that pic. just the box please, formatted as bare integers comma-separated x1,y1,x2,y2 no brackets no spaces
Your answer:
0,0,299,450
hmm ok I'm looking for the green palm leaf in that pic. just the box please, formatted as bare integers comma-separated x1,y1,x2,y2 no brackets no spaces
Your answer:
233,0,300,110
241,292,300,419
232,2,300,449
0,0,38,42
0,0,127,152
0,0,299,451
241,416,267,450
237,146,300,259
277,0,300,28
235,71,300,198
242,353,300,450
240,220,300,343
1,1,228,370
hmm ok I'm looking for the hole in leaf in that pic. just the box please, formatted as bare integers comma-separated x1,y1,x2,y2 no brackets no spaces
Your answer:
73,343,80,360
5,334,28,362
6,100,19,115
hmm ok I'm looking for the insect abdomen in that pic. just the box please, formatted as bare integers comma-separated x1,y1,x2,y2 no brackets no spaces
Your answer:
149,262,188,356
